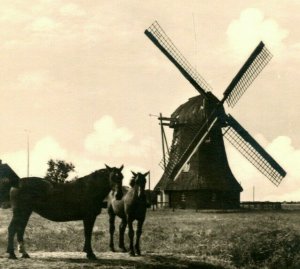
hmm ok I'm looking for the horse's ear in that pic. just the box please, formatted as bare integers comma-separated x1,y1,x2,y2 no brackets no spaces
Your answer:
144,171,150,178
129,178,135,187
119,164,124,171
105,164,111,170
131,171,137,177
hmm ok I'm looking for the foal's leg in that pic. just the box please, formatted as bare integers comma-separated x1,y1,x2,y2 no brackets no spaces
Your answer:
135,219,144,256
108,209,116,252
119,218,127,252
83,215,97,260
127,219,135,256
17,210,32,258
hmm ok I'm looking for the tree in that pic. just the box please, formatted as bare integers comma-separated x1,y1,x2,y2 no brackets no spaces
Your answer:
45,159,75,183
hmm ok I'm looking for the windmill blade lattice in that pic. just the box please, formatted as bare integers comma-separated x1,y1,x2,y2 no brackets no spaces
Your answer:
145,21,213,96
223,42,273,107
222,114,286,186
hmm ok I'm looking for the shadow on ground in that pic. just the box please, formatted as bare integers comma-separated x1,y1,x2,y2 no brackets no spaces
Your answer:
0,251,226,269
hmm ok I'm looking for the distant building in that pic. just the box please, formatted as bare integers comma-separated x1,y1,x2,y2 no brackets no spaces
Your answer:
0,160,20,181
0,160,19,207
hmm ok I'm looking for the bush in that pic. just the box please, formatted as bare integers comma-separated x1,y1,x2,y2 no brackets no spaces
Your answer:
230,228,300,268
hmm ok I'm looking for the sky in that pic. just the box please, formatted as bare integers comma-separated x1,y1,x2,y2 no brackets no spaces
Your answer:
0,0,299,201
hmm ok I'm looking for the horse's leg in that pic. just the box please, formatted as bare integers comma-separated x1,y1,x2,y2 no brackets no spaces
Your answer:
108,210,116,252
127,218,135,256
7,207,30,259
83,215,97,260
135,219,144,256
17,210,32,258
119,218,127,252
7,214,18,259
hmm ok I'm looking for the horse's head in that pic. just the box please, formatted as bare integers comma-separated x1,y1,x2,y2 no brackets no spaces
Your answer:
130,171,149,197
105,164,124,200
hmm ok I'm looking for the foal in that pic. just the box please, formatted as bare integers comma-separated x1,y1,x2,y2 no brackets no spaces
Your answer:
107,171,149,256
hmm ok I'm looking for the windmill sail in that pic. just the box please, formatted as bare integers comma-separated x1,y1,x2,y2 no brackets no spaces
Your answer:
222,114,286,186
145,21,212,96
223,42,273,107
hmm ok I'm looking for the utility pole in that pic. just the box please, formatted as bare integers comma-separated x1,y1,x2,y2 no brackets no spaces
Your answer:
148,171,151,190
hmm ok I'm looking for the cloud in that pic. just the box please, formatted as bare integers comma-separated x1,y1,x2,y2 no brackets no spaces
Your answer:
59,3,86,17
225,134,300,201
0,7,30,23
84,115,154,158
227,8,289,60
267,136,300,178
17,70,50,90
85,115,133,155
29,16,60,32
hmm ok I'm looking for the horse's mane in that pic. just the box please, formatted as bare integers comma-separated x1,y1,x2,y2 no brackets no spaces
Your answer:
75,168,108,182
45,168,108,186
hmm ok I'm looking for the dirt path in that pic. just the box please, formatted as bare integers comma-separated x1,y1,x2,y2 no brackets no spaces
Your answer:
0,251,225,269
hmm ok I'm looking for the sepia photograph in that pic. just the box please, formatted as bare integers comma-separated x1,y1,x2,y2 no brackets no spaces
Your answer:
0,1,299,268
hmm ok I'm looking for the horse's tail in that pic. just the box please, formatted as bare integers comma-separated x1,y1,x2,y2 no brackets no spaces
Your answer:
0,177,19,209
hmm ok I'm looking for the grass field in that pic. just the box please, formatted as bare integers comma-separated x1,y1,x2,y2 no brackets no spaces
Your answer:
0,207,300,269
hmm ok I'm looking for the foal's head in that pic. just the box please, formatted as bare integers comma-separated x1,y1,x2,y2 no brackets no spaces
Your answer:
105,164,124,200
130,171,149,197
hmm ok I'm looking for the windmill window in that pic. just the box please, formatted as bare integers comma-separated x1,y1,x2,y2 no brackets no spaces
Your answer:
183,162,190,172
174,137,179,146
205,136,211,143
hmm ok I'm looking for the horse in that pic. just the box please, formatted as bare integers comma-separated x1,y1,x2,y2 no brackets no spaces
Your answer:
107,171,149,256
1,164,124,260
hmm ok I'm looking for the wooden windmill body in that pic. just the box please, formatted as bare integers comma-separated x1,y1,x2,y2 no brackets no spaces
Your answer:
145,22,286,209
157,95,242,209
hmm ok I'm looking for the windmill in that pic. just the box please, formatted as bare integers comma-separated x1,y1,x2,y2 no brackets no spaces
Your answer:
145,21,286,209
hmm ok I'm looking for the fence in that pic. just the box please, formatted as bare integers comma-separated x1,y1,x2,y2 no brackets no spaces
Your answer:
240,201,282,210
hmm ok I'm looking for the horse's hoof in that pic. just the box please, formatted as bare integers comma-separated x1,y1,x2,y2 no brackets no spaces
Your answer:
109,247,115,252
87,253,97,260
21,253,30,258
8,253,17,259
129,251,135,257
120,247,127,253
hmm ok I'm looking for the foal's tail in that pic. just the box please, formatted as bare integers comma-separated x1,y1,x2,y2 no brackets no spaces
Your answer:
0,177,19,208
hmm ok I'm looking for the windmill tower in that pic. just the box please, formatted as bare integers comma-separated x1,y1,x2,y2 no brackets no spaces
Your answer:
145,21,286,209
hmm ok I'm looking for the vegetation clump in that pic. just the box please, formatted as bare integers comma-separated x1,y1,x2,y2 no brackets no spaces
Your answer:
45,159,75,183
230,228,300,269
